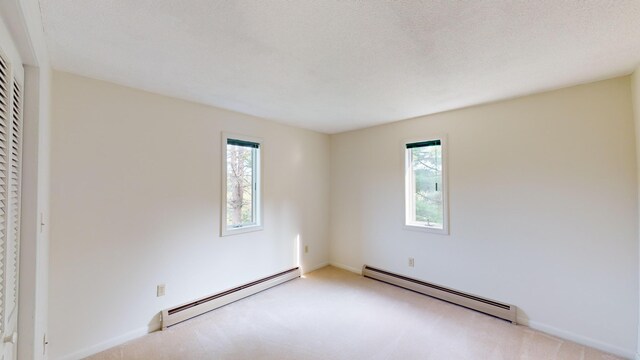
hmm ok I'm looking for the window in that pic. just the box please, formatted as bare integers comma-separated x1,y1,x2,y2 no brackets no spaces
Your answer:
404,137,448,234
221,133,262,236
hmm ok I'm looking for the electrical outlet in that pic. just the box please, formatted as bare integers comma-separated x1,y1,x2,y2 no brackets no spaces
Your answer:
408,257,415,267
304,245,309,253
157,284,166,297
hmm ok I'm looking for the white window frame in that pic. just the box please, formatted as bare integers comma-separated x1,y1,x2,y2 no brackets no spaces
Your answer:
403,135,449,235
221,132,263,236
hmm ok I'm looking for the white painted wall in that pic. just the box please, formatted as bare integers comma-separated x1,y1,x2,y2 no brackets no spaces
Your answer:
330,77,638,358
48,71,330,359
632,65,640,360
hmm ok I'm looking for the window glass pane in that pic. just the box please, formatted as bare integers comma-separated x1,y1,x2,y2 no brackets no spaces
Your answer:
226,143,256,228
411,144,443,229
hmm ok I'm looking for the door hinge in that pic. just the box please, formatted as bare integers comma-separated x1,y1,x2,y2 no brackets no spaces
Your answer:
40,212,46,233
43,333,48,355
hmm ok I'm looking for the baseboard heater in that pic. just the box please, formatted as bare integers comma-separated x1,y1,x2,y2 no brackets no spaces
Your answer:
161,267,301,330
362,265,517,324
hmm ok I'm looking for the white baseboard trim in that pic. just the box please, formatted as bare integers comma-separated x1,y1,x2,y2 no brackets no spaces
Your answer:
525,320,634,359
303,261,329,274
329,262,362,275
56,326,149,360
636,352,640,360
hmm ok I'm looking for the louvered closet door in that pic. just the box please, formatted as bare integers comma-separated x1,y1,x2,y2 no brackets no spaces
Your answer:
0,50,22,360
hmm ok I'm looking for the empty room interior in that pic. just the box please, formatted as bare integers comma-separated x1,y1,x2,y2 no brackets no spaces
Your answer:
1,0,640,359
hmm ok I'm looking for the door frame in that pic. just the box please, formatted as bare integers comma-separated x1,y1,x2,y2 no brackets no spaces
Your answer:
0,1,50,359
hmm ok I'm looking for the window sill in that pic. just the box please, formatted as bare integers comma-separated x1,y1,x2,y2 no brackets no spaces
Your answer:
404,223,449,235
221,224,263,237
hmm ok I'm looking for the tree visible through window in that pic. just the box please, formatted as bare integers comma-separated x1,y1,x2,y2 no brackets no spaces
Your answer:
222,135,261,235
405,138,448,233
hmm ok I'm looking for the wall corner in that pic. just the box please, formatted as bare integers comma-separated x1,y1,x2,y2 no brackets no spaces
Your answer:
632,63,640,360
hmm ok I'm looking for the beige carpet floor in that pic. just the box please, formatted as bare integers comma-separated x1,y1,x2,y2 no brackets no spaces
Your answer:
89,266,622,360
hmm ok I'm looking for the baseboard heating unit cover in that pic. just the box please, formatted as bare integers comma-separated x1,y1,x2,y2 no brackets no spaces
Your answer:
161,267,301,329
362,265,517,324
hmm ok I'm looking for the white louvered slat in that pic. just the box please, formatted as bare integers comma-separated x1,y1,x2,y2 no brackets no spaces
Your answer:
0,53,8,334
7,78,22,315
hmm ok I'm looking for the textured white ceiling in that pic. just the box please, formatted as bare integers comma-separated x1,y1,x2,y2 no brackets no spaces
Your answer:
40,1,640,133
